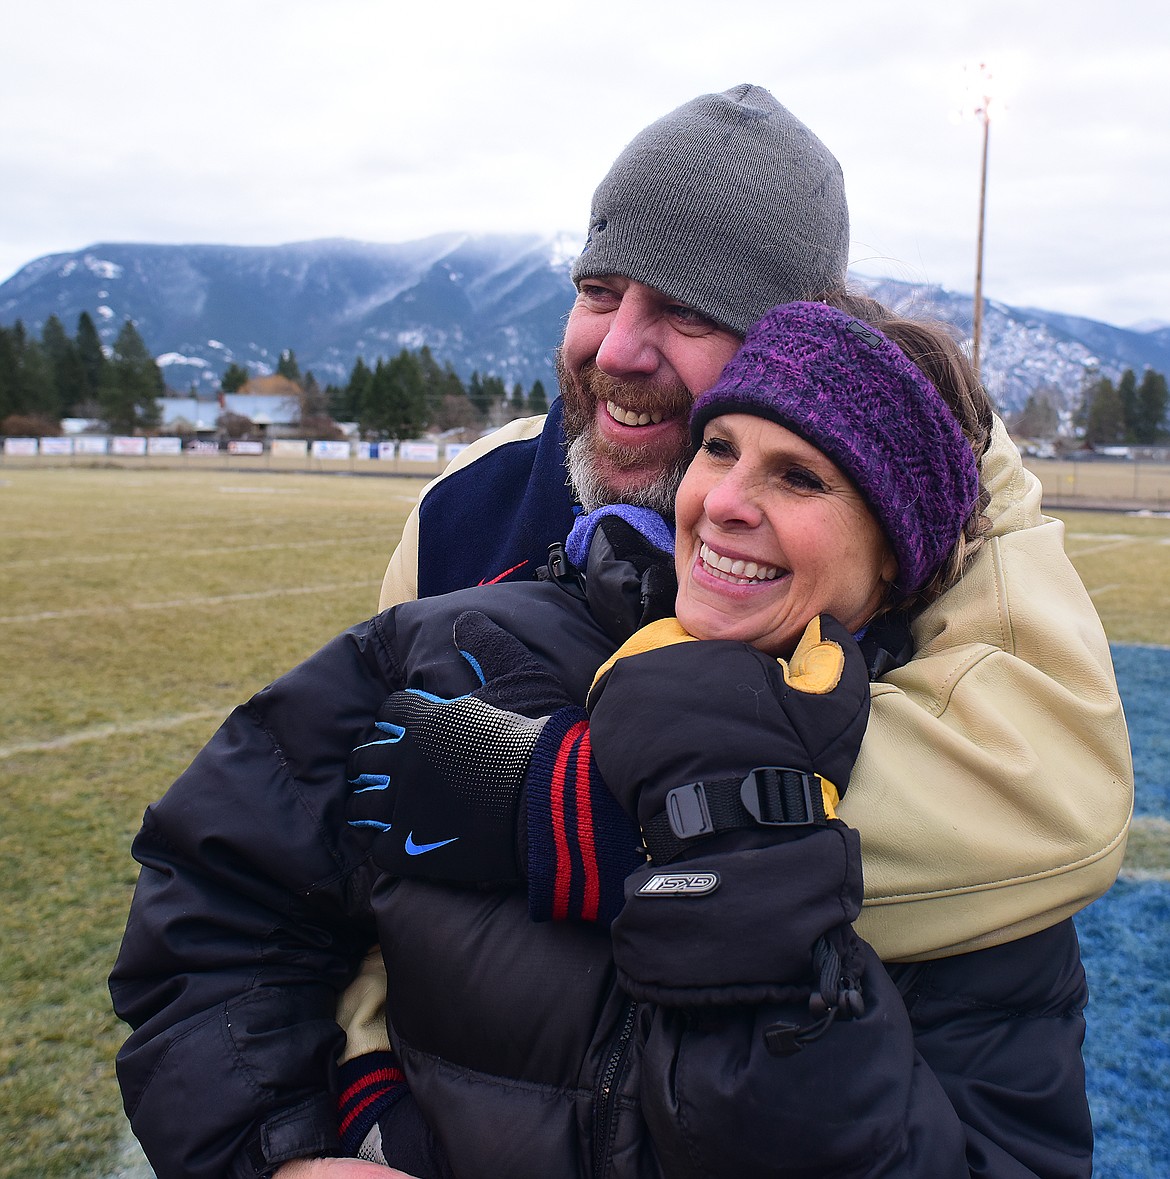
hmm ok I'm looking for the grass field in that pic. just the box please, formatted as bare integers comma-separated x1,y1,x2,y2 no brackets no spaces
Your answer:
1,465,1168,1178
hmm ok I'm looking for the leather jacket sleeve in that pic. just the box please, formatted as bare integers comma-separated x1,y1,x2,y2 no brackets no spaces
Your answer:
109,616,401,1179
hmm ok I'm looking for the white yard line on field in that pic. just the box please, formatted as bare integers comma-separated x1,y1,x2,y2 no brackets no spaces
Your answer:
0,710,229,760
0,579,381,625
3,536,380,568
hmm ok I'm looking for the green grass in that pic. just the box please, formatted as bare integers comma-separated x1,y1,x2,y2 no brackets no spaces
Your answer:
1,467,416,1179
1,468,1167,1178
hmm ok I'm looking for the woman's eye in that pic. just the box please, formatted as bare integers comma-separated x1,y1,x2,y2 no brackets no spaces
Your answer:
701,436,735,460
783,467,827,492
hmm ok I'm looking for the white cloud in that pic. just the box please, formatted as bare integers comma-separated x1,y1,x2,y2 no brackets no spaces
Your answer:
1,0,1168,327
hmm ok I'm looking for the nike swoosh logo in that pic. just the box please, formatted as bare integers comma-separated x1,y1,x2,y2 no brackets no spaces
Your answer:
477,559,529,586
404,832,460,856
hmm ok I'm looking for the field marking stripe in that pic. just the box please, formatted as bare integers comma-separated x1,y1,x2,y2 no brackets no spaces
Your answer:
0,710,228,759
0,580,381,625
2,536,382,569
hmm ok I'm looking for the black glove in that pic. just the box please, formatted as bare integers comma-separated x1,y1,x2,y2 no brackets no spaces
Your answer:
347,609,573,885
588,614,871,1013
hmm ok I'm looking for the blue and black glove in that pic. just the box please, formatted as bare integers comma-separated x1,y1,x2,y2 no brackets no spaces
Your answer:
347,609,571,884
347,610,642,919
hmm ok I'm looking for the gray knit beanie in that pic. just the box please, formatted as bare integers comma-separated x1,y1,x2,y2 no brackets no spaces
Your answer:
570,84,849,336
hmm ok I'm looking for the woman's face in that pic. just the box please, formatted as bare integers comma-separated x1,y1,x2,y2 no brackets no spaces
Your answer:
674,414,898,657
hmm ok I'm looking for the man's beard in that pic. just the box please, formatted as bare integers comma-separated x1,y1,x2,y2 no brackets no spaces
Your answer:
556,349,692,517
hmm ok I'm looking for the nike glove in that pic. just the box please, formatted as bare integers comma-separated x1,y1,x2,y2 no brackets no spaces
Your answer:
347,609,572,885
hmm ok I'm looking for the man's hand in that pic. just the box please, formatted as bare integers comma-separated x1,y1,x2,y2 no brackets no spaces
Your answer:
273,1161,419,1178
346,610,574,885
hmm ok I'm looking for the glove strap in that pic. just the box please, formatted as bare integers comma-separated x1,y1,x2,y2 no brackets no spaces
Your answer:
642,767,829,864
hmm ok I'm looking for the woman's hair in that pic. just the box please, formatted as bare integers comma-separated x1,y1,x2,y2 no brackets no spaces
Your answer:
820,288,995,614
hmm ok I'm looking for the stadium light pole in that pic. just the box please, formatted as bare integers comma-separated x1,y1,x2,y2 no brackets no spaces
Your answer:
970,64,993,386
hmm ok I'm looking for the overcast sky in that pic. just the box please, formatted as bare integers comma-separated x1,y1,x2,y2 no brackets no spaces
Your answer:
2,0,1167,328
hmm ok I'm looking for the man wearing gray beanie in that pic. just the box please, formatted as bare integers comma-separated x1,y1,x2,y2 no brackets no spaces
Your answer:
556,84,852,519
113,83,1129,1179
571,83,849,337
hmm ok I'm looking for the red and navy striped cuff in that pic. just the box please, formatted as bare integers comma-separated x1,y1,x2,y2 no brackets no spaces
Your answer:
526,707,643,925
337,1050,408,1158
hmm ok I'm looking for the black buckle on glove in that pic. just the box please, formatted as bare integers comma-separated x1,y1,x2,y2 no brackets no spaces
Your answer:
740,767,821,826
651,768,826,862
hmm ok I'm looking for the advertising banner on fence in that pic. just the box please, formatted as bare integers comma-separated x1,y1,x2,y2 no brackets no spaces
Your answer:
40,437,74,455
271,439,309,458
228,440,265,455
75,436,109,455
111,436,148,456
311,440,352,461
357,441,397,461
399,441,440,463
147,436,183,455
3,437,38,456
444,443,469,462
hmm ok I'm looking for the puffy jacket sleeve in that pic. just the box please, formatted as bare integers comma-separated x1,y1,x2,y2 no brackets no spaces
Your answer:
634,919,1091,1179
843,419,1133,960
109,614,404,1179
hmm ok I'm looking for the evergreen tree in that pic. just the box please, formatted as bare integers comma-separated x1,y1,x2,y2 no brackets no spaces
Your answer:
336,357,373,424
1117,369,1139,442
0,325,23,422
1081,375,1125,446
41,315,87,418
415,346,453,419
467,371,488,416
480,375,507,419
527,379,549,416
1135,368,1168,443
222,362,250,393
5,323,57,420
99,319,163,432
366,351,427,440
1013,386,1060,440
276,349,302,383
75,311,107,398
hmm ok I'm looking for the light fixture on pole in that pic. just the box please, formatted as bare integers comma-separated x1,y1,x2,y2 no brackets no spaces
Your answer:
969,63,994,386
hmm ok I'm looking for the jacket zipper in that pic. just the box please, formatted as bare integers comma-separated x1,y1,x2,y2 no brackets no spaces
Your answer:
592,999,637,1177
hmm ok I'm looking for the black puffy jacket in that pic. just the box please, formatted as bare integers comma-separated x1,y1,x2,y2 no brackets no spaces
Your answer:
110,540,1092,1179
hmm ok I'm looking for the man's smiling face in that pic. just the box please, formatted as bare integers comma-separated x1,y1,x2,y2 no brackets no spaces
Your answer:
558,276,742,514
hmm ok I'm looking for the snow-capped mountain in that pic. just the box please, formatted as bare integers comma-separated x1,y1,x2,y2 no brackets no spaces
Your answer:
2,236,1168,419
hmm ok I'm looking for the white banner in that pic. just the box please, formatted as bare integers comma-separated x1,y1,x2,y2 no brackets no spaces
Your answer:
271,439,309,458
111,436,148,456
311,440,352,460
355,441,396,461
228,440,265,455
399,441,440,463
444,443,469,462
186,440,220,454
147,436,182,455
40,436,74,455
75,435,109,455
3,437,37,456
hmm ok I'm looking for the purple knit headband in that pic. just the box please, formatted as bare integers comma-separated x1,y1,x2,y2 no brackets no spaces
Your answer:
689,301,980,597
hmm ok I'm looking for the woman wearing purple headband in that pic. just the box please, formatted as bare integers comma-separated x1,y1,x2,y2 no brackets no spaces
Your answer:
113,299,1092,1179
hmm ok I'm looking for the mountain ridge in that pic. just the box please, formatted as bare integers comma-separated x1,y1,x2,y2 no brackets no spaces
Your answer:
3,236,1168,420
